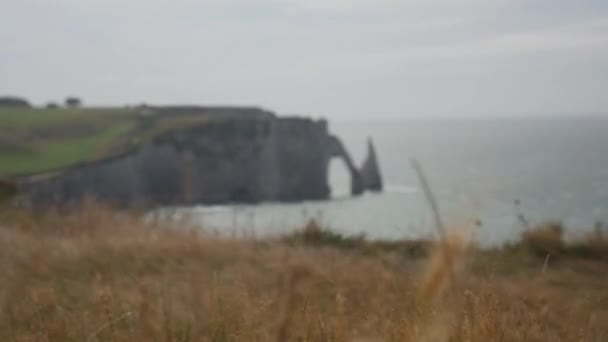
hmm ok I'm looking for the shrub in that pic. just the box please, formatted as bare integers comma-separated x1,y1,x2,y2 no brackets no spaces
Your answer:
0,178,17,204
521,221,564,258
0,96,30,107
567,227,608,260
282,219,366,249
65,97,82,108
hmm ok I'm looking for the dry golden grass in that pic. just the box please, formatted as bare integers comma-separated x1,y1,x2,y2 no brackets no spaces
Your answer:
0,204,607,341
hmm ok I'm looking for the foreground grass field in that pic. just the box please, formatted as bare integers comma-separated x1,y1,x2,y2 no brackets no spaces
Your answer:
0,204,607,341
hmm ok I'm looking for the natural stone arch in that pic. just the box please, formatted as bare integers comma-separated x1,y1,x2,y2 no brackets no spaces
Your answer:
327,136,383,197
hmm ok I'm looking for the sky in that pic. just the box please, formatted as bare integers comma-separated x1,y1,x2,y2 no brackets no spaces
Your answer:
1,0,607,120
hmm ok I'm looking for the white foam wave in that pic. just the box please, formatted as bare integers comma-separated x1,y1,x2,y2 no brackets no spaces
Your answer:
385,184,418,194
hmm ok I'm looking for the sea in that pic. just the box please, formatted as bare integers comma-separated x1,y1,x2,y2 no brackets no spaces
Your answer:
172,116,608,246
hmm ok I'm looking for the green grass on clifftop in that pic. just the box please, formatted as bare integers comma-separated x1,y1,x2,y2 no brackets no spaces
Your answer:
0,107,237,177
0,108,139,176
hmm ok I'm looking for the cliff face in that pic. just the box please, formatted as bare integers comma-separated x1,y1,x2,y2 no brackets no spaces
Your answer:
16,109,382,207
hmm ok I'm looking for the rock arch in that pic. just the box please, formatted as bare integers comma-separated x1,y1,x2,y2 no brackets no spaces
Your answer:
327,136,382,196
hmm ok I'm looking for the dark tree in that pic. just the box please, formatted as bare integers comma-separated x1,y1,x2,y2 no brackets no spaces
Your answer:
46,102,60,109
65,97,82,108
0,178,17,203
0,96,31,108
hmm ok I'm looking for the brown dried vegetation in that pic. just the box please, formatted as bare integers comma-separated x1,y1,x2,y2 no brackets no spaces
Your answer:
0,204,607,341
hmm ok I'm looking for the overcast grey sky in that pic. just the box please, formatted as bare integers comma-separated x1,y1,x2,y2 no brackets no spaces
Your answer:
1,0,607,119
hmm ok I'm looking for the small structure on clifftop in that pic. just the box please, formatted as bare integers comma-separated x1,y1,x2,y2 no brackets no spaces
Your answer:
15,106,382,208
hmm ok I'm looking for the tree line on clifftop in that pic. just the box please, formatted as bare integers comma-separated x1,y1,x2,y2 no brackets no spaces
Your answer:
0,96,82,109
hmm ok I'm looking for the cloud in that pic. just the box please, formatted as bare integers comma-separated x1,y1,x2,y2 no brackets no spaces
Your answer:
0,0,607,117
252,15,608,81
278,0,505,14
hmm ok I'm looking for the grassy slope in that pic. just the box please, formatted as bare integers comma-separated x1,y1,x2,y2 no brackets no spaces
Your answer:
0,123,136,176
0,205,607,341
0,108,140,176
0,108,222,177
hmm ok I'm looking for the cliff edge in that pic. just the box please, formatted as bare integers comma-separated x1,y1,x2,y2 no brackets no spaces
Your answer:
13,107,382,207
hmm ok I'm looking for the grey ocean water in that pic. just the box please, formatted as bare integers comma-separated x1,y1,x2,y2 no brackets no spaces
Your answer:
177,117,608,246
